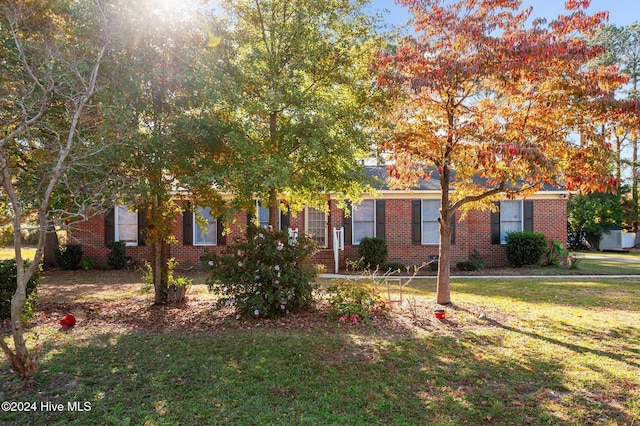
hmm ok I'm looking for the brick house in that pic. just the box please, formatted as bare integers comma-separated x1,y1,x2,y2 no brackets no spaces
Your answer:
68,166,568,271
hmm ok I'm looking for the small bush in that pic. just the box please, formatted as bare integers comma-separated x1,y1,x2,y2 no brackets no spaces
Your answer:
427,255,439,271
0,259,41,321
457,250,485,271
380,261,406,273
456,261,479,271
207,229,318,318
546,240,569,267
106,241,128,270
80,257,97,270
325,280,387,324
358,237,388,267
505,231,547,267
55,244,83,270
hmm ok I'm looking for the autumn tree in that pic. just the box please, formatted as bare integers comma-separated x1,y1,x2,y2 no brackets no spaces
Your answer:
205,0,385,225
377,0,621,304
0,0,109,378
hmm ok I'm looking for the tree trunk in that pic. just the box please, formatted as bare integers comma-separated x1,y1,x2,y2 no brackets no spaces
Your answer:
0,205,42,380
152,239,169,305
633,136,638,231
43,219,59,269
436,158,453,305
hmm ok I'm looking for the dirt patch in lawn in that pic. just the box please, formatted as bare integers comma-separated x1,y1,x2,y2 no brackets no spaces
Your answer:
2,269,497,339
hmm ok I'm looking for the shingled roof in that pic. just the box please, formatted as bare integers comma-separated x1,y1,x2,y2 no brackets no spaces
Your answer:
364,165,564,192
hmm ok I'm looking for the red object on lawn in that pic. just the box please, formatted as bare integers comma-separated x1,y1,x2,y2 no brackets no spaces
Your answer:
60,314,76,327
434,309,446,320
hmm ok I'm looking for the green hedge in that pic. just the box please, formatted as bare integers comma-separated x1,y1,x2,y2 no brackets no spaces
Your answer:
358,237,388,267
505,231,547,267
0,259,41,320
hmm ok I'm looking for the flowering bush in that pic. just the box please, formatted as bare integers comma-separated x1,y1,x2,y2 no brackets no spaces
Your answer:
325,279,387,324
206,229,318,318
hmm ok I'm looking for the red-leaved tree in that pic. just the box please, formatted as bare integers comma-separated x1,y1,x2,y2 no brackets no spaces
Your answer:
376,0,624,304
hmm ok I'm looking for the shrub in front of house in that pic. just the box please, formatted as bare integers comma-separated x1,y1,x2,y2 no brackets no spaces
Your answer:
207,229,318,318
0,259,40,321
456,249,485,271
55,244,83,270
106,241,128,270
380,261,406,273
358,237,388,267
325,279,387,324
505,231,547,267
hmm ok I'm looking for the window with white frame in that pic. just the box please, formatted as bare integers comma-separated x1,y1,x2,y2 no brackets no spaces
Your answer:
422,200,440,244
306,207,327,247
500,200,522,244
115,206,138,246
194,206,217,246
353,200,375,245
257,203,281,230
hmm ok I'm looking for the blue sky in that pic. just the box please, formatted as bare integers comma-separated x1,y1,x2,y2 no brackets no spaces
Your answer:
369,0,640,29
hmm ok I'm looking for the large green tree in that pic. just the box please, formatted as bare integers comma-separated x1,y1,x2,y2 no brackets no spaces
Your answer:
377,0,621,304
104,0,226,305
0,0,109,379
206,0,385,224
568,192,623,250
591,23,640,230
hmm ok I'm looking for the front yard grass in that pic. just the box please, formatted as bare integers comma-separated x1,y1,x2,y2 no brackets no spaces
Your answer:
0,270,639,425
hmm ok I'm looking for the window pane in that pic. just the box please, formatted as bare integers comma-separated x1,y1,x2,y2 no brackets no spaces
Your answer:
500,201,522,244
258,204,280,230
307,207,326,245
117,207,137,244
501,201,521,221
422,222,439,244
422,200,440,221
354,222,375,245
195,207,217,245
353,200,374,244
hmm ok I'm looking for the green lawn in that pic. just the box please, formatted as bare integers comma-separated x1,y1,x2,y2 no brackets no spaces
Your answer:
1,269,639,425
0,247,36,260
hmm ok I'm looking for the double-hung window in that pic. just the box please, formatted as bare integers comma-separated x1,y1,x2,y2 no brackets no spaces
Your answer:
352,200,375,245
257,203,281,230
194,206,217,246
115,206,138,246
306,207,327,247
421,200,440,244
500,200,522,244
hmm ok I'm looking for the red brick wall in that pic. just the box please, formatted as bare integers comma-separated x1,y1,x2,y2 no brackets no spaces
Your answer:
68,197,567,270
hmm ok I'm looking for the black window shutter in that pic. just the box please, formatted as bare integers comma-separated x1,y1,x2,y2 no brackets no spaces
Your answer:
183,203,193,246
137,209,147,247
375,200,386,240
281,209,291,229
450,212,456,245
524,200,534,232
104,207,115,246
217,217,226,245
491,202,501,244
412,200,422,245
343,201,352,245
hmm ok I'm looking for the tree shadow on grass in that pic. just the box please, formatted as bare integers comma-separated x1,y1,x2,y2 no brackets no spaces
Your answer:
2,320,638,425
